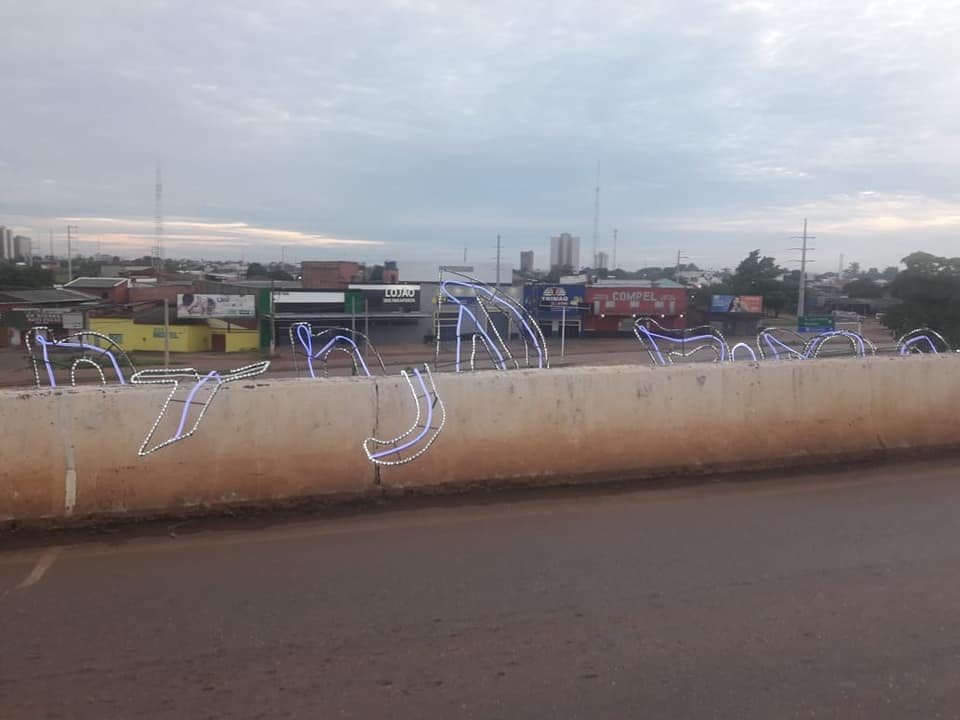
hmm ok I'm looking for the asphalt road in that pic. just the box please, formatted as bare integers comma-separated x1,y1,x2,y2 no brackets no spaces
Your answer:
4,459,960,719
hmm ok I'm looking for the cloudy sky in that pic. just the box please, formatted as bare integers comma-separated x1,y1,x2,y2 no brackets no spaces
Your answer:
2,0,959,271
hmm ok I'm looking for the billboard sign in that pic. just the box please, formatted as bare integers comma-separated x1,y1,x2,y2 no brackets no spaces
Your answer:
347,284,421,310
177,293,256,318
538,285,586,311
585,287,686,316
710,295,763,313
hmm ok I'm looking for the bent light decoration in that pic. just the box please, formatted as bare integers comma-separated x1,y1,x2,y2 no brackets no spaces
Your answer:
132,361,270,456
290,323,387,378
363,364,446,466
633,318,730,365
756,328,876,361
436,270,548,373
896,328,951,355
26,326,136,388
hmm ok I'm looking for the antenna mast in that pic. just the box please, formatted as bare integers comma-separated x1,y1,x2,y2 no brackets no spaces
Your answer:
153,162,163,273
592,161,600,268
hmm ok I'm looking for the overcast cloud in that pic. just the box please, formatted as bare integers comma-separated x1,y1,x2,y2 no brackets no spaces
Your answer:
2,0,960,271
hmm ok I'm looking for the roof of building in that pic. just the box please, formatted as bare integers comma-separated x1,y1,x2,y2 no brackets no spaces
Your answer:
63,277,128,288
0,288,98,305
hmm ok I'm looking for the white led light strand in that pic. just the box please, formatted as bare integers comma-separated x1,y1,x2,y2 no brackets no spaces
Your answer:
363,364,446,466
132,361,270,456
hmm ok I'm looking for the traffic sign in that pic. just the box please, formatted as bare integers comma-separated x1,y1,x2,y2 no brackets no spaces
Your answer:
798,315,835,333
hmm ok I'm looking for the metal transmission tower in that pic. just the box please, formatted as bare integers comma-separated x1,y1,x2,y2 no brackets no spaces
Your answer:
153,163,163,273
612,228,618,271
790,219,816,318
66,225,78,282
592,161,600,268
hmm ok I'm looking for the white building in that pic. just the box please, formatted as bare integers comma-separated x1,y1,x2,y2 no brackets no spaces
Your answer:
13,235,32,260
550,233,580,270
596,251,609,270
0,226,13,260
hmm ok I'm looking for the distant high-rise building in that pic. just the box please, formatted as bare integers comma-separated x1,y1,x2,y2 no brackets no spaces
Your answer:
13,235,32,260
549,233,580,270
596,251,609,271
0,226,14,260
520,250,534,273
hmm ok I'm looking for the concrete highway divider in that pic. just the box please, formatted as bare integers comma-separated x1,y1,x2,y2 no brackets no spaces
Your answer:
2,355,959,525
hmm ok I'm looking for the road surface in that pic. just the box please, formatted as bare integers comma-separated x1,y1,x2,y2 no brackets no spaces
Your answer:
3,458,960,718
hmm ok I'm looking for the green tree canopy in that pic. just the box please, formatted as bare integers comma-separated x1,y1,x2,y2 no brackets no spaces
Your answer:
246,262,268,279
881,252,960,344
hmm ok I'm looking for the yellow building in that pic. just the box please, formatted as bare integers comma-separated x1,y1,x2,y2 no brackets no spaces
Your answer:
89,318,259,353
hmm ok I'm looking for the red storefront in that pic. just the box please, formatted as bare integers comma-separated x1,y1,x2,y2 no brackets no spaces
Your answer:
584,285,687,333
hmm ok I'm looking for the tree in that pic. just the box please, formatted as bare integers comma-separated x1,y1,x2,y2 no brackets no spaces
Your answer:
267,268,294,281
843,278,884,299
246,262,268,279
842,261,861,281
368,264,384,282
0,262,54,289
881,252,960,345
881,266,899,282
729,250,781,295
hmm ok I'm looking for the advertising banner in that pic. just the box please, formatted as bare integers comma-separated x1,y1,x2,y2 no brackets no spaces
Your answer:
586,287,686,316
177,293,256,318
710,295,763,313
524,284,587,314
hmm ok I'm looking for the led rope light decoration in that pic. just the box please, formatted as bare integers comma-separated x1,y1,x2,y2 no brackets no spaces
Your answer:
755,327,807,361
289,323,386,378
470,333,498,373
70,358,106,386
26,326,136,388
896,328,951,355
757,328,876,361
633,318,730,365
730,342,759,362
436,270,548,373
805,330,876,359
363,364,446,466
132,361,270,456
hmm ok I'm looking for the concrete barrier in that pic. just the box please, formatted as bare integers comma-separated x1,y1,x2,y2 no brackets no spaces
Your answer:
2,355,959,524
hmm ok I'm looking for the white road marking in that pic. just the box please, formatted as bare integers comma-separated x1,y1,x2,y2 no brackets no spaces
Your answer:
15,547,61,590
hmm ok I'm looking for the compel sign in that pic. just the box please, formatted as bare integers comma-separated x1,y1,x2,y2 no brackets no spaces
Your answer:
585,286,686,316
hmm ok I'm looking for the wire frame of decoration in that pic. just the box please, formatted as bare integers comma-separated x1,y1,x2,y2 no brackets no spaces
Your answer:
25,326,137,388
132,361,270,456
289,323,387,378
633,317,730,365
434,270,548,373
896,328,951,355
363,364,446,466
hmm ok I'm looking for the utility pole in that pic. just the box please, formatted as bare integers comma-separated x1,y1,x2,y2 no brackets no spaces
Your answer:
48,228,53,259
66,225,78,282
838,253,844,277
495,234,502,287
163,300,170,369
790,219,816,319
612,228,618,271
463,247,467,263
592,161,600,268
